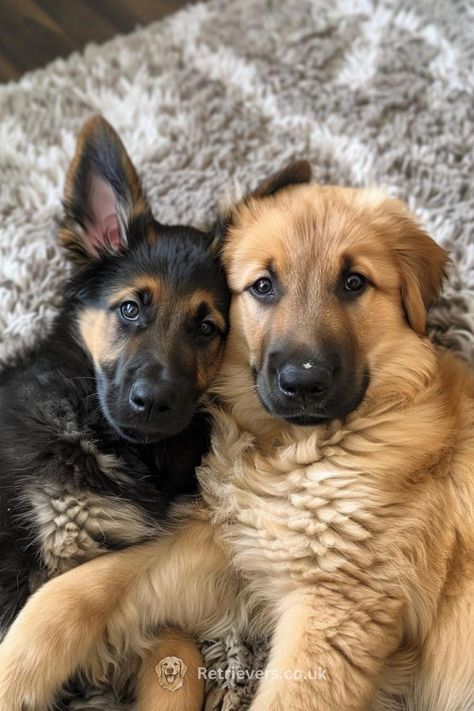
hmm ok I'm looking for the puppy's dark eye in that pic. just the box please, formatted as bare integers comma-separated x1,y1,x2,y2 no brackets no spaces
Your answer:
198,320,217,338
344,273,366,293
120,301,140,320
251,277,273,297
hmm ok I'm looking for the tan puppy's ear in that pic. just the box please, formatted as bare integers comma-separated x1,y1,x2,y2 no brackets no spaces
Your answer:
250,160,312,199
388,204,449,335
211,159,312,247
179,658,188,677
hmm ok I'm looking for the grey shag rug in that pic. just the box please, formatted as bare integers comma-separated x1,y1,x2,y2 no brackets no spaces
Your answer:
1,0,473,708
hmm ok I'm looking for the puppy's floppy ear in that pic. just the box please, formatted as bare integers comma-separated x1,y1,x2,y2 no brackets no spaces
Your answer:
211,159,312,247
179,658,188,677
60,115,151,267
388,203,449,335
250,159,312,199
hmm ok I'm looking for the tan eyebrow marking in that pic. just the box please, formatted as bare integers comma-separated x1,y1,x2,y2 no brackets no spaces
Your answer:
108,275,163,307
187,290,226,332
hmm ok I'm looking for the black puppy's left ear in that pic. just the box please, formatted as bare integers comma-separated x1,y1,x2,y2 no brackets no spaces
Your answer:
60,115,151,267
210,160,312,250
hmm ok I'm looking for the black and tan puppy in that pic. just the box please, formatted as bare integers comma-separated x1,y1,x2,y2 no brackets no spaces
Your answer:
0,116,229,706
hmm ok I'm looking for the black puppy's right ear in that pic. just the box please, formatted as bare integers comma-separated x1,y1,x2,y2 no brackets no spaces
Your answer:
211,160,312,248
60,115,151,267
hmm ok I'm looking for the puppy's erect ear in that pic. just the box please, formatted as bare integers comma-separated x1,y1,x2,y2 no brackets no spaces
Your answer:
388,203,449,335
61,115,151,267
211,160,312,246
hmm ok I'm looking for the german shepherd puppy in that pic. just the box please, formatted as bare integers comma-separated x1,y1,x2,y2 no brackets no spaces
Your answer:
1,164,473,711
0,116,229,642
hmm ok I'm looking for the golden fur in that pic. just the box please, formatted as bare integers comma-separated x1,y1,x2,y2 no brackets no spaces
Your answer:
136,632,204,711
0,178,473,711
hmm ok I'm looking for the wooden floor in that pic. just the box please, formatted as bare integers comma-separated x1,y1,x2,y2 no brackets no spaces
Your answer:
0,0,192,83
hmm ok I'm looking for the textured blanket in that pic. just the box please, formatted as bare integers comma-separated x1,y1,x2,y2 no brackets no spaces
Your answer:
1,0,473,708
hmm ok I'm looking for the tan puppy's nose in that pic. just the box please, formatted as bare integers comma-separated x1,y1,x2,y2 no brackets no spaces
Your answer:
278,361,333,402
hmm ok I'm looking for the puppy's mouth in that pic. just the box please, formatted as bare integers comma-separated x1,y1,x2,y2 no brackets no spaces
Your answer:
112,423,167,444
108,411,196,444
283,413,333,426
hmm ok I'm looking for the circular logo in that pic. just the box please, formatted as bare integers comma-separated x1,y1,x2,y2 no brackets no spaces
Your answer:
155,656,188,692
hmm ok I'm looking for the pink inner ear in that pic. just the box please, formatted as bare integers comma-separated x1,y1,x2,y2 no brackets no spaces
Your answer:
84,173,124,256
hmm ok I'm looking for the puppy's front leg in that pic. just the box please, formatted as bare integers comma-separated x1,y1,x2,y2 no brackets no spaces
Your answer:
250,588,403,711
0,511,235,711
0,547,125,711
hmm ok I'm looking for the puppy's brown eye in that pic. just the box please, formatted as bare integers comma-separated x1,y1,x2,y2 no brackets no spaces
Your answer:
120,301,140,320
198,320,216,338
344,273,366,293
252,277,273,297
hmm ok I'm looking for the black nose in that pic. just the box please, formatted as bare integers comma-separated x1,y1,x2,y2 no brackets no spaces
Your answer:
129,379,175,418
278,362,333,402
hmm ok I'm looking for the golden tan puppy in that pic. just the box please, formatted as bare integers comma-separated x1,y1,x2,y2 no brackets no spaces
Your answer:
0,165,473,711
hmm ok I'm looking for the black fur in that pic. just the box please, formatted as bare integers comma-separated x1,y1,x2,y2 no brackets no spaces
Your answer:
0,221,229,633
0,117,230,638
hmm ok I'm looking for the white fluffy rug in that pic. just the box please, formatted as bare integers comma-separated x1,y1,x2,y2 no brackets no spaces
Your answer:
0,0,473,708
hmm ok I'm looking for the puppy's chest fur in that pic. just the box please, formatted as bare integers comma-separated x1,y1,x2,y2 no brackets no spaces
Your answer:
31,443,160,581
200,415,385,594
1,373,162,581
27,479,159,583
